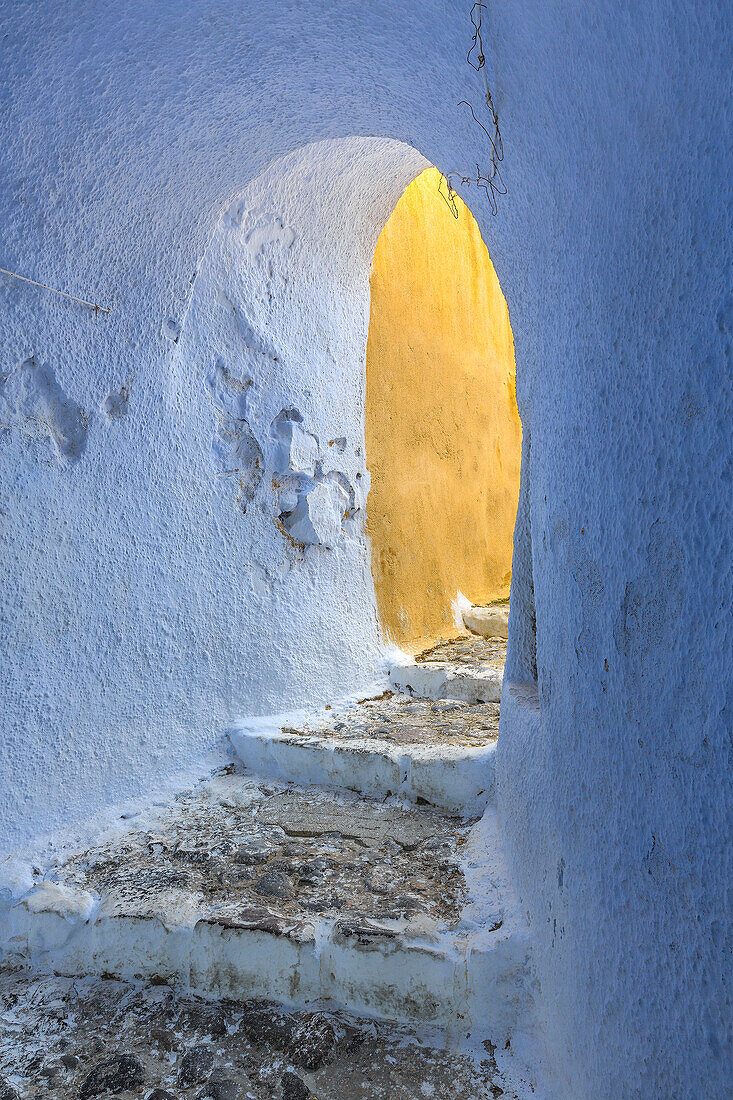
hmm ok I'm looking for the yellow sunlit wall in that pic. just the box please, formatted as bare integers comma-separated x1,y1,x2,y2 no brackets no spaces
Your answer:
365,167,521,650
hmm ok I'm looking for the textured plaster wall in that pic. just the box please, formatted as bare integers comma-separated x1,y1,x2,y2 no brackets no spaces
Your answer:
366,167,520,650
0,3,730,1097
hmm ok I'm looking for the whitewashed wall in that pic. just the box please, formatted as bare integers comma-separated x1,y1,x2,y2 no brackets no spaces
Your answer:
0,3,729,1097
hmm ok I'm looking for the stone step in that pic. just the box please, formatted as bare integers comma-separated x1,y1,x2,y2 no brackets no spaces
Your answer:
462,602,510,640
0,769,531,1048
389,636,506,704
229,692,499,815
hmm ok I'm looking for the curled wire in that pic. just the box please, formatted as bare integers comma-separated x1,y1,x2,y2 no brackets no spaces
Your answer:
440,1,506,218
467,0,487,72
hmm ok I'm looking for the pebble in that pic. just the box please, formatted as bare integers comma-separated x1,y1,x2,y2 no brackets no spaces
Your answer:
179,1045,215,1086
78,1053,145,1099
287,1012,337,1070
281,1069,311,1100
254,871,293,899
146,1091,179,1100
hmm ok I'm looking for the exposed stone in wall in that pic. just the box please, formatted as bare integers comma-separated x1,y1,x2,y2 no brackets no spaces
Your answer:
270,408,318,477
270,408,358,549
0,357,87,466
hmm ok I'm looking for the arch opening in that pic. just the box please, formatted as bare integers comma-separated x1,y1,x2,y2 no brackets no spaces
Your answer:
365,167,522,653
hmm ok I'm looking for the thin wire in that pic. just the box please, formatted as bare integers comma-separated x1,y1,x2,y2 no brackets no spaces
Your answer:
0,266,111,314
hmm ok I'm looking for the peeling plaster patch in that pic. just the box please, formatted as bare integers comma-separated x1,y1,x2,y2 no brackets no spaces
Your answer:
205,361,263,513
101,386,129,420
0,357,87,465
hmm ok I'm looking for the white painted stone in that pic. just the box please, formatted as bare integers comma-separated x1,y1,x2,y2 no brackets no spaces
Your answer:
285,479,349,548
23,881,96,923
462,606,510,640
270,414,319,477
0,899,528,1038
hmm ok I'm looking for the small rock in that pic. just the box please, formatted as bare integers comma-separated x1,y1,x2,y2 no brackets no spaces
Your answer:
287,1013,337,1070
0,1077,19,1100
267,859,296,874
197,1077,239,1100
281,1070,311,1100
254,871,293,899
233,842,270,865
179,1046,215,1086
303,892,342,911
61,1053,80,1071
238,1004,296,1048
150,1026,178,1052
146,1091,179,1100
78,1054,145,1099
177,1001,228,1038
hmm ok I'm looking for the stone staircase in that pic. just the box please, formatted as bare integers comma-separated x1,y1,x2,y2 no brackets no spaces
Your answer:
0,604,538,1093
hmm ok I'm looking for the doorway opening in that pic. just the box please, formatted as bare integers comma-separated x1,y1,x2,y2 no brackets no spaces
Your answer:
365,167,522,655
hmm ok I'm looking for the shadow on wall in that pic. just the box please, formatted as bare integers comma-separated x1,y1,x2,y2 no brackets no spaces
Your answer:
365,167,522,651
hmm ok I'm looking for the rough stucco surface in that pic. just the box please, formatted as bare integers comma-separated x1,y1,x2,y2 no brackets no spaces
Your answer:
0,3,730,1098
366,167,520,649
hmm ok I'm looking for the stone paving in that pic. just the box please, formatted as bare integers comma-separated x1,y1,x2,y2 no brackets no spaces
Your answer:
0,968,514,1100
414,636,507,670
283,692,500,751
0,621,540,1098
56,769,469,930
